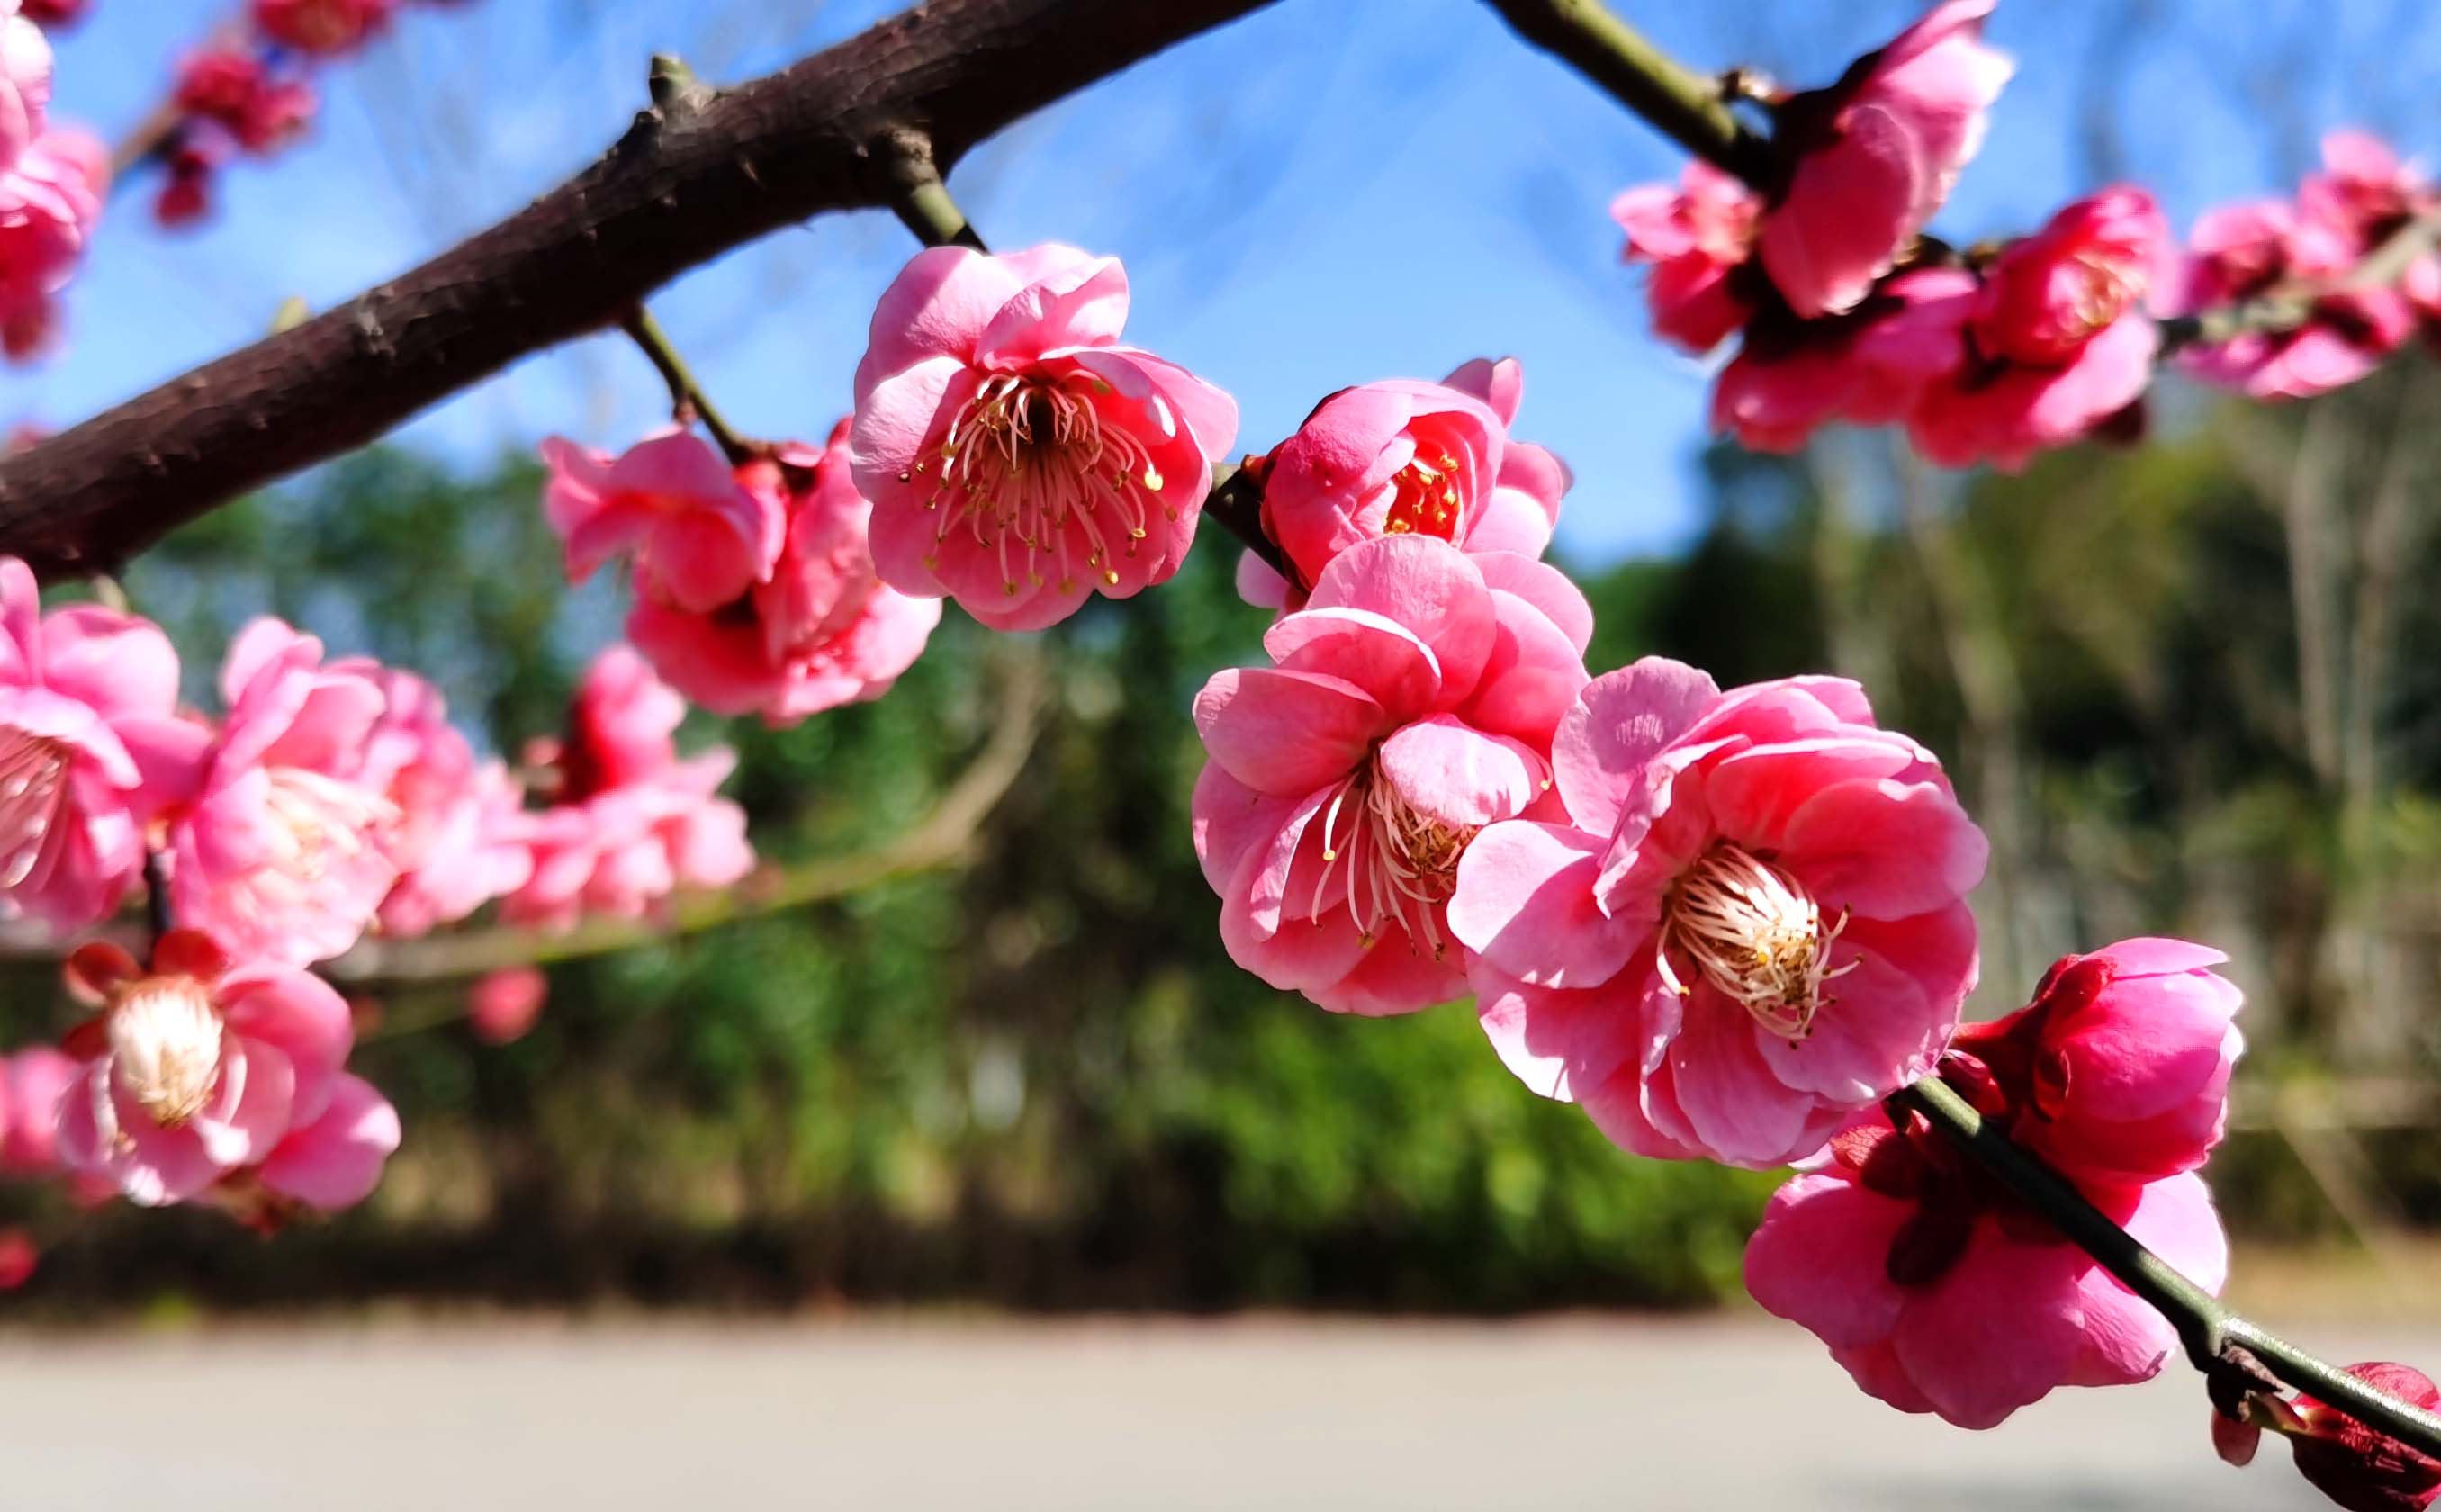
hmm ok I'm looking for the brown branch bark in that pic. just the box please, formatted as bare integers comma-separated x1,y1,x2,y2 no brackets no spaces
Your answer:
0,0,1277,580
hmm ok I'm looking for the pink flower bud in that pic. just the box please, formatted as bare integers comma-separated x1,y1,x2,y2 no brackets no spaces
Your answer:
467,967,546,1046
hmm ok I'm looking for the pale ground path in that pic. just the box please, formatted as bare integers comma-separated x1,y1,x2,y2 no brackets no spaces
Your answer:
0,1315,2400,1509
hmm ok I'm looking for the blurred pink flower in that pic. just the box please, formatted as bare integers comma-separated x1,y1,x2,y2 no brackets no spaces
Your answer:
1707,266,1978,454
53,929,357,1208
1193,535,1591,1015
0,127,104,361
248,1070,399,1214
628,424,940,724
359,668,533,937
1612,163,1761,354
1760,0,2012,319
1744,1115,2228,1428
850,243,1237,631
162,618,400,968
503,646,751,931
0,555,190,932
0,1043,72,1174
2176,133,2436,401
541,430,784,615
1907,188,2166,470
1949,937,2243,1187
0,0,50,171
16,0,80,29
467,965,545,1046
251,0,393,56
1446,657,1986,1168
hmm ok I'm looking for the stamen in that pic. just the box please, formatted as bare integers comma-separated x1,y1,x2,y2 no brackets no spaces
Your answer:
1660,842,1855,1040
0,726,70,891
107,976,224,1128
917,374,1167,598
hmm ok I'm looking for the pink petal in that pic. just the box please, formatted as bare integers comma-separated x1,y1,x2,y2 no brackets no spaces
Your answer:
1893,1224,2087,1429
1779,777,1988,921
1471,554,1590,654
1699,737,1925,852
1191,761,1293,896
2085,937,2229,976
1447,820,1651,988
187,1038,294,1167
1550,658,1720,837
975,251,1130,367
1263,608,1441,726
1752,940,1952,1103
1743,1171,1911,1347
39,606,179,719
220,965,355,1124
1192,666,1382,798
1667,992,1842,1168
1303,536,1495,706
1453,588,1588,746
1472,966,1638,1099
257,1072,401,1210
851,246,1021,395
1309,932,1467,1016
1375,715,1540,828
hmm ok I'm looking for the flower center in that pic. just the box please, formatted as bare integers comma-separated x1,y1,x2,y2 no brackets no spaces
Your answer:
108,976,224,1128
0,724,70,890
223,767,398,923
1380,451,1464,541
905,374,1171,598
1309,756,1477,957
1656,842,1852,1040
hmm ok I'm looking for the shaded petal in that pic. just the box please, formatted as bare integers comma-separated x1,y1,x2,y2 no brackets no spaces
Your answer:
1192,667,1381,797
1551,658,1719,836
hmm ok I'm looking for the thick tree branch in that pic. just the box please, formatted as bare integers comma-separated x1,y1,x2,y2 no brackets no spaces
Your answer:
1480,0,1772,184
0,0,1278,580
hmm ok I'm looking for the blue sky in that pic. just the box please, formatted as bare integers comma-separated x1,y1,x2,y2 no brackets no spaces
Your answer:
14,0,2441,563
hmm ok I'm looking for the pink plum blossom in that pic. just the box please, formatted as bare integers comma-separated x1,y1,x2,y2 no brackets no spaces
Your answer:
849,243,1238,632
359,667,534,937
2217,1362,2441,1512
0,127,104,361
1612,163,1761,354
0,1043,72,1173
2175,133,2436,401
1707,266,1978,454
1193,535,1592,1015
0,0,51,172
0,555,189,932
1906,188,2167,470
53,929,358,1207
1239,359,1570,612
502,646,752,930
1445,657,1987,1168
1948,937,2242,1187
1744,1113,2229,1429
251,0,394,56
15,0,75,31
467,966,545,1045
1760,0,2013,319
159,618,400,968
626,424,941,724
541,429,784,615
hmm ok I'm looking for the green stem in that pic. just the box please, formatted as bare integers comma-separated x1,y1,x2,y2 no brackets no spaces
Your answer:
883,133,988,252
1479,0,1773,184
1894,1075,2441,1459
618,305,755,465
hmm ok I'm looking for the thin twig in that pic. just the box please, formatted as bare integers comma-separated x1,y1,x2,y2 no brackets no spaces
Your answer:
1894,1075,2441,1459
883,130,987,252
1478,0,1772,184
328,650,1046,988
618,306,756,466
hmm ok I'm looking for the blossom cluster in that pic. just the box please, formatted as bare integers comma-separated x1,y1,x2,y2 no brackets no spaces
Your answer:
1612,0,2441,472
151,0,466,227
541,423,939,726
0,552,752,1225
0,0,101,362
